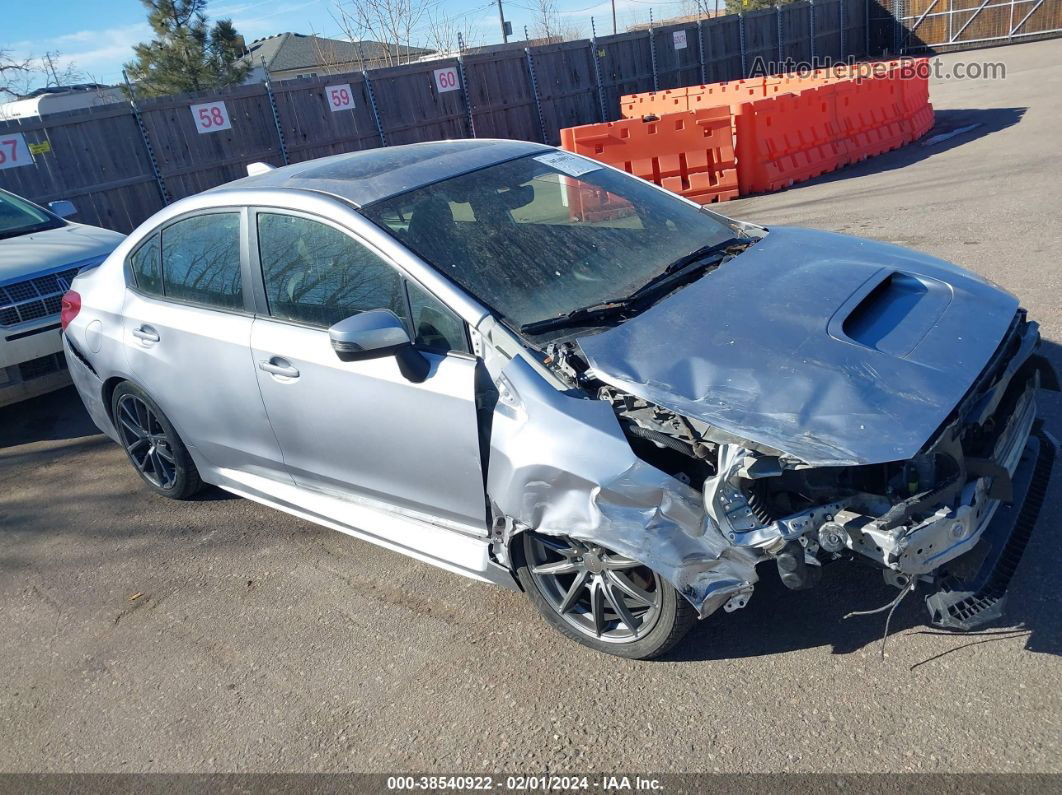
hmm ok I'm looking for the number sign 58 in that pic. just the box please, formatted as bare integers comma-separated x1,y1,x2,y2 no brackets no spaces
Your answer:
190,101,232,134
433,67,461,93
325,84,355,112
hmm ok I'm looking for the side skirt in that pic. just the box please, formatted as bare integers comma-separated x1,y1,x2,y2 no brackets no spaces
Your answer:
209,466,521,591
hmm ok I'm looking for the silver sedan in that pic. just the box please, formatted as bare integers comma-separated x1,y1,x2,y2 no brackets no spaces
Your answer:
62,140,1056,658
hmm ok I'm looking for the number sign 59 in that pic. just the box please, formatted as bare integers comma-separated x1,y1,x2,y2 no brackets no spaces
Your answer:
433,67,461,93
325,84,355,112
190,101,232,134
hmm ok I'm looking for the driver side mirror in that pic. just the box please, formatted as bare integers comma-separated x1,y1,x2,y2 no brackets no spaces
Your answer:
328,309,430,383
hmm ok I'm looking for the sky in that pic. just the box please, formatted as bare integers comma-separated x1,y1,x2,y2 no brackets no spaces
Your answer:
3,0,708,90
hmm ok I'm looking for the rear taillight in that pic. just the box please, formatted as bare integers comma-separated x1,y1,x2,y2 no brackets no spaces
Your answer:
60,290,81,331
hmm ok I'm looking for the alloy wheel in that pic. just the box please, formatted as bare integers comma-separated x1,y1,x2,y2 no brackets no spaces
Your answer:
115,394,177,490
524,534,664,643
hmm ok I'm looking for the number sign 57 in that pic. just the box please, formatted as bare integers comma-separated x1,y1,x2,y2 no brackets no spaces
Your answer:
0,133,32,170
326,84,355,112
190,101,232,134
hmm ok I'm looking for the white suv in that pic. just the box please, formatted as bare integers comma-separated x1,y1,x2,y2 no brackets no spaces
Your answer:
0,189,123,407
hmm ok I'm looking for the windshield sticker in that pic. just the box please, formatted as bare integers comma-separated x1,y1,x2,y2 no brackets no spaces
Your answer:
534,151,601,177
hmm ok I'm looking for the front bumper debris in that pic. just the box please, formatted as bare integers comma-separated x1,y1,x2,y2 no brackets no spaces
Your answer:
925,427,1055,630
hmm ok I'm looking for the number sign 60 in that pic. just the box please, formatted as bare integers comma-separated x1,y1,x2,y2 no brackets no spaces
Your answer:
433,67,460,93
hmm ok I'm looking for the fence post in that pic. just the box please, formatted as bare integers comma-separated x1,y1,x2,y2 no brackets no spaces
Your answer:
361,70,387,147
776,5,784,64
457,55,476,137
894,0,904,53
590,18,609,122
260,59,289,166
696,18,707,84
739,13,748,76
122,69,169,205
866,0,871,55
648,10,659,92
838,0,845,58
809,0,817,63
525,47,549,144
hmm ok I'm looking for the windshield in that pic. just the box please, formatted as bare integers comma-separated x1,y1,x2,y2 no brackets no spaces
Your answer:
362,153,743,332
0,190,64,241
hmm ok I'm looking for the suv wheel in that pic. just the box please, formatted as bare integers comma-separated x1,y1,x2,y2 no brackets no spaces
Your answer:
111,382,203,500
515,531,696,659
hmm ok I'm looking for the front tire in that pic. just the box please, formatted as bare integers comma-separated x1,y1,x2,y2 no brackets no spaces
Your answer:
111,382,203,500
515,532,696,659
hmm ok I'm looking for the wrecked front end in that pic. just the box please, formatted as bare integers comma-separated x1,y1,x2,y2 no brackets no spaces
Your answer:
486,306,1056,632
486,354,761,618
581,312,1054,629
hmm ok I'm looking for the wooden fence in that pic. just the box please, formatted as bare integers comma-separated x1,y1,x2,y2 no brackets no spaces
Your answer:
0,0,866,233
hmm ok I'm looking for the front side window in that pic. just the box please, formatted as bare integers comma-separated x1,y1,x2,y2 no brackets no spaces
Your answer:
257,213,407,328
363,153,741,333
161,213,243,309
407,280,469,354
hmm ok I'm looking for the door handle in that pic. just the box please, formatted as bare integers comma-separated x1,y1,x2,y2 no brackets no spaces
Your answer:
259,358,300,379
132,325,160,343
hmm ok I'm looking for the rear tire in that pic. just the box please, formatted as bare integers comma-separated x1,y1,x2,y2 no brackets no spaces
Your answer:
515,531,697,660
111,381,203,500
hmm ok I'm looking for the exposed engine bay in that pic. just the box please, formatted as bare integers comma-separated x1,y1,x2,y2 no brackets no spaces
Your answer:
537,310,1057,628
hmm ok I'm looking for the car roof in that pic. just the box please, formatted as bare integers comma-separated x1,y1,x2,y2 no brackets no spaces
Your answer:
212,139,551,208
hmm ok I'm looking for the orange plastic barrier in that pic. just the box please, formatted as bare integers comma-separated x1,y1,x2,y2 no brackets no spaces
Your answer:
833,77,910,162
560,106,739,205
896,63,934,140
686,80,769,112
572,58,933,202
733,88,847,194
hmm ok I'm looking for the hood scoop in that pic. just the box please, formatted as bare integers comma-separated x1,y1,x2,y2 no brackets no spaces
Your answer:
832,270,952,358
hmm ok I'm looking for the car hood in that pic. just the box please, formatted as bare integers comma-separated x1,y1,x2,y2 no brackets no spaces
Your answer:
577,226,1019,467
0,223,125,284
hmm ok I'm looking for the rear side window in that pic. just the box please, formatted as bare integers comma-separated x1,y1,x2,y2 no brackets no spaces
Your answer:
161,213,243,309
257,213,407,328
128,233,162,296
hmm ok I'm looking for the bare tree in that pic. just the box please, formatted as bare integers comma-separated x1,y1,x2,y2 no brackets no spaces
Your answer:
532,0,559,39
0,48,32,99
309,25,355,74
331,0,430,68
423,8,479,55
36,51,87,88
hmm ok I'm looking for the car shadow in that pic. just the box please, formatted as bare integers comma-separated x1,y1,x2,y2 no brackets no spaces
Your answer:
0,386,235,500
0,386,99,449
749,107,1028,194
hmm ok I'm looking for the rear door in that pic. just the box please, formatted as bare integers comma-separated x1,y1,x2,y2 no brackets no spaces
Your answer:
248,209,487,530
122,209,289,479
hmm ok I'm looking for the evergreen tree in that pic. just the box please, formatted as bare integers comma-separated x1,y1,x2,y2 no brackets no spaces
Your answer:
125,0,250,97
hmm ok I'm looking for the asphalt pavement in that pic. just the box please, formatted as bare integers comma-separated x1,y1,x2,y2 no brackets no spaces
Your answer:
1,39,1060,774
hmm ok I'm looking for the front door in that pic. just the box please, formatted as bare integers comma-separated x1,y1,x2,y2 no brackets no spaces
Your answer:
248,210,487,530
122,210,289,479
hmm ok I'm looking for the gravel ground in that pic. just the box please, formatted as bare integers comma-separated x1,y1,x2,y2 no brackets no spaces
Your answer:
1,39,1060,774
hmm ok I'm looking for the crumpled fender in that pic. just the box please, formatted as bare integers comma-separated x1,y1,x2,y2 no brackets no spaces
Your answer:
486,355,760,617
